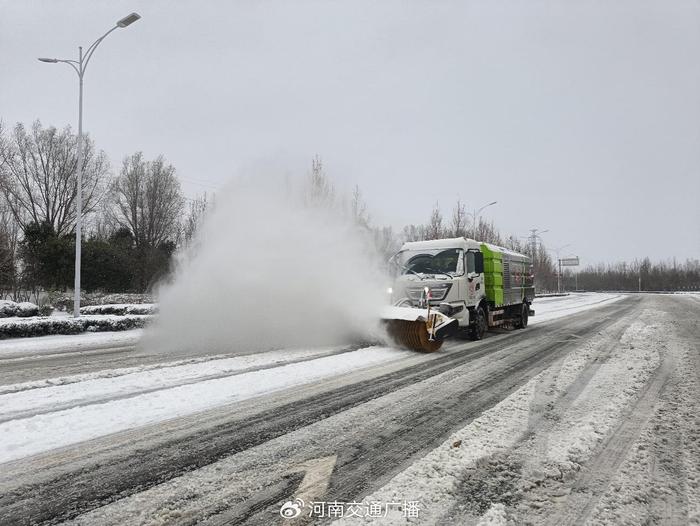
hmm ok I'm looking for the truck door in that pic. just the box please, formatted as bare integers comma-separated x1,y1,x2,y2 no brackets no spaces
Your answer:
466,250,484,302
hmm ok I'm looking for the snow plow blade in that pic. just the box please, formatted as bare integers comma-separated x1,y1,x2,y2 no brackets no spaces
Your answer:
382,306,458,352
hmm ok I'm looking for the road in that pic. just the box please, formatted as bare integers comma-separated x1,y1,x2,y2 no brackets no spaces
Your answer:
0,294,697,525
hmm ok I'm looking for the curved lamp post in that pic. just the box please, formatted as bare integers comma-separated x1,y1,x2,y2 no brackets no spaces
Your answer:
469,201,497,236
39,12,141,317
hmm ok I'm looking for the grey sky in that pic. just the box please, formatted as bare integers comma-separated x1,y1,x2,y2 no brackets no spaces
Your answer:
1,0,699,265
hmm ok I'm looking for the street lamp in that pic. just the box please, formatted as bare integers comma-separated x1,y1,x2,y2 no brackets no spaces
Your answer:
469,201,497,236
38,12,141,318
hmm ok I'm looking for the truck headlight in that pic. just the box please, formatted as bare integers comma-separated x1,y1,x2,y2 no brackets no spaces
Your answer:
428,283,452,301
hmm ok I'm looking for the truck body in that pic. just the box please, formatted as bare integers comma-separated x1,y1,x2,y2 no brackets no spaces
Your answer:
384,237,535,350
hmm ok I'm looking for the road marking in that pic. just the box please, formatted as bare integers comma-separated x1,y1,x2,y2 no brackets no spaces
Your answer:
290,455,337,504
279,455,337,523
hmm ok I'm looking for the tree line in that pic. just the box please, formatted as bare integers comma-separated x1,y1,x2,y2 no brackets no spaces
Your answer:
0,120,207,300
575,259,700,292
1,120,697,300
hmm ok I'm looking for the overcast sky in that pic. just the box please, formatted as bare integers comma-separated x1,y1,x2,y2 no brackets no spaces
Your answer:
1,0,699,264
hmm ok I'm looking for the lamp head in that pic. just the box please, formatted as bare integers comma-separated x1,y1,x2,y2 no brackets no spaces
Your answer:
117,12,141,28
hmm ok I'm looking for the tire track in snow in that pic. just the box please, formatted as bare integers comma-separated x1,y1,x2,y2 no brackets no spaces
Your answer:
546,349,676,526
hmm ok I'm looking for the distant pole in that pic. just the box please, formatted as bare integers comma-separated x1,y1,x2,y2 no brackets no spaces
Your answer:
38,12,141,318
526,228,548,257
557,258,562,294
639,274,642,292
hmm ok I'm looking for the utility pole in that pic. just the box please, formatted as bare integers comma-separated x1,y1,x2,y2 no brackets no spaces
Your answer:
526,228,549,258
559,259,563,293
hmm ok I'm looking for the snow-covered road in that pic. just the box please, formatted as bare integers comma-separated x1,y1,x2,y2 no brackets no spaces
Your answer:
0,293,697,525
0,292,619,463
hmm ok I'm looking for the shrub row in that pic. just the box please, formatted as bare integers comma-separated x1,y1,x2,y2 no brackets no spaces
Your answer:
49,293,154,311
79,304,158,316
0,315,151,339
0,300,40,318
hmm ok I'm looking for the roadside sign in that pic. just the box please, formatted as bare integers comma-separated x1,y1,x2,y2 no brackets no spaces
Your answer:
560,257,579,266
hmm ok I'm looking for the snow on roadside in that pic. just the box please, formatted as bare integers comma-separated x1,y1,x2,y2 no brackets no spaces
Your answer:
0,330,143,359
530,292,623,325
336,308,662,525
0,346,410,464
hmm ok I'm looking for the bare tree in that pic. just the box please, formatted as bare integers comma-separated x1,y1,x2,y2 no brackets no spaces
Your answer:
351,184,370,227
402,224,426,242
0,203,20,299
111,152,184,249
0,120,110,235
372,225,400,262
425,202,443,240
183,192,209,246
304,155,335,208
450,199,467,238
472,217,503,245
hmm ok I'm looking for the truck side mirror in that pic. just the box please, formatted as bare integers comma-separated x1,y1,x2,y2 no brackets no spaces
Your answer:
475,252,484,274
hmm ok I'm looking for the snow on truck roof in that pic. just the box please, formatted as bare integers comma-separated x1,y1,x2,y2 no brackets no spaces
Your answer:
400,237,529,260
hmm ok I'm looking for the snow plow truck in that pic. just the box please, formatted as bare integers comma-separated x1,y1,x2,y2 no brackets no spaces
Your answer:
383,237,535,352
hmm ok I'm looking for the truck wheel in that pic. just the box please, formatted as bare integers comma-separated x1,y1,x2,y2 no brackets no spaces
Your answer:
518,303,529,329
470,306,487,340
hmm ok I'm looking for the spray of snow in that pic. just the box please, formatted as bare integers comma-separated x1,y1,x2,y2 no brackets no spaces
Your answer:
144,175,389,355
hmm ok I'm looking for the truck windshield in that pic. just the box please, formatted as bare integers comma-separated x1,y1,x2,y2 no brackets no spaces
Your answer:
393,248,464,277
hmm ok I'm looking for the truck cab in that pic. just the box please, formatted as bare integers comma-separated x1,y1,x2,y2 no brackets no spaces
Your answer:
389,238,484,329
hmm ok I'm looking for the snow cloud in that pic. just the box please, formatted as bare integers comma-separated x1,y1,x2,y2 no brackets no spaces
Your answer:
144,174,388,354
